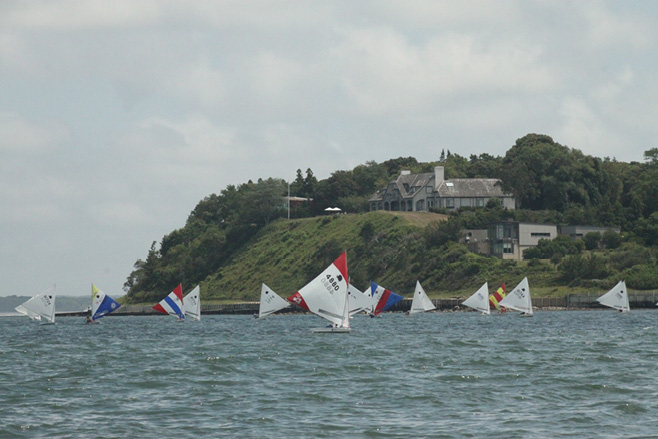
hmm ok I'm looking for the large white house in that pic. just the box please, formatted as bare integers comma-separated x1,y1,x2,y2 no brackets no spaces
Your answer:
368,166,516,212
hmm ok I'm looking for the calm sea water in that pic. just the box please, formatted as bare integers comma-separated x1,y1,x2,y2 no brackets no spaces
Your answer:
1,310,657,438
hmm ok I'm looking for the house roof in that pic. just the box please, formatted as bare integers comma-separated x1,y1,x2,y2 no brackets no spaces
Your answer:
369,173,513,202
436,178,510,198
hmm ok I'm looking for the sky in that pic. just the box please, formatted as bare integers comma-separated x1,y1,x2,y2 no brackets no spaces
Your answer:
1,0,658,297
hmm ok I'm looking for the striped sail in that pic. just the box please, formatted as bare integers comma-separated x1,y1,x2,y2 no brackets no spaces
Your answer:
153,284,185,319
488,283,507,312
370,282,403,316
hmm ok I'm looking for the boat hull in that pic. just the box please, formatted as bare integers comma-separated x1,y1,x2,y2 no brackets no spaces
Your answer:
311,327,351,334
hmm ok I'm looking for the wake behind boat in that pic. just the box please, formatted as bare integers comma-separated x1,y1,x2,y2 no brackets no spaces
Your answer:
287,252,351,333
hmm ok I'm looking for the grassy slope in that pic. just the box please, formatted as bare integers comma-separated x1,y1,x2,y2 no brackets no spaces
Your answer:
201,211,447,301
150,211,624,304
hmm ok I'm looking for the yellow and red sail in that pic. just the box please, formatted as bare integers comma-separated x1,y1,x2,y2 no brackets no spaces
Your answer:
488,283,507,312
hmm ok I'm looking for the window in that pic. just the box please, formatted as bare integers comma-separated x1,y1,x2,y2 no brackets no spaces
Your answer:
425,186,433,194
531,232,552,237
503,243,513,253
445,198,454,208
476,198,484,207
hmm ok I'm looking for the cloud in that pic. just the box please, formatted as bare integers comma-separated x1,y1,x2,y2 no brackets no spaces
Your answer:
0,112,70,152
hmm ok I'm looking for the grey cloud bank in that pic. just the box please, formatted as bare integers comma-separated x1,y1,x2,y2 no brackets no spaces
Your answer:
1,0,657,296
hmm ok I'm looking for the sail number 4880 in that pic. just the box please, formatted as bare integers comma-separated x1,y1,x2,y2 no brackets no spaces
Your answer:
323,274,341,292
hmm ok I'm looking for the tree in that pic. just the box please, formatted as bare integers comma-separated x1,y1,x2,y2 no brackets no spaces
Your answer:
583,232,601,250
644,148,658,166
601,230,621,249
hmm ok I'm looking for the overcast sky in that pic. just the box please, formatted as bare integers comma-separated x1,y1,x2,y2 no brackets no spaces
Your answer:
1,1,657,298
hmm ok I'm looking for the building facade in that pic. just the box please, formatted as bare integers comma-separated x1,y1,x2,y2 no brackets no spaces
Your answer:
368,166,516,212
488,221,558,260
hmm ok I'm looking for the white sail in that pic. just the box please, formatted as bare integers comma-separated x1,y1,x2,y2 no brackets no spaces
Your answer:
15,285,56,324
348,285,372,316
462,282,490,314
257,283,290,318
499,277,533,315
287,252,350,331
597,280,630,313
408,281,436,314
183,285,202,321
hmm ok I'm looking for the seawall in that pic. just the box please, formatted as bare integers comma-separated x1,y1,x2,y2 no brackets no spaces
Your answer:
56,292,658,317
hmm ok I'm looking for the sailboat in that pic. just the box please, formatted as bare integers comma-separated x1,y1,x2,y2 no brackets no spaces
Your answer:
407,281,436,315
488,283,507,313
89,284,121,323
153,284,185,320
347,285,372,316
15,285,56,325
183,285,201,321
462,282,490,315
287,252,350,333
498,277,533,316
369,281,403,317
597,280,630,313
256,283,290,318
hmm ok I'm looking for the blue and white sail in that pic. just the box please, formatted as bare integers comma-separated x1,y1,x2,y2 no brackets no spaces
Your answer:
91,284,121,321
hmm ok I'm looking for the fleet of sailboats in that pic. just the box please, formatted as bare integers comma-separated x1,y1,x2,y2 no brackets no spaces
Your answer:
10,255,641,327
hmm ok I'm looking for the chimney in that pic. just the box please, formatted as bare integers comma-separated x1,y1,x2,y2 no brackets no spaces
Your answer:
434,166,444,188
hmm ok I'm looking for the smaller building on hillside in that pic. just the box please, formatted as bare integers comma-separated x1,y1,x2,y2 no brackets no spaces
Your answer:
488,221,558,260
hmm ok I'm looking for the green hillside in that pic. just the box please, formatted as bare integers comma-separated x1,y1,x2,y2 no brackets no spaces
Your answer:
122,134,658,304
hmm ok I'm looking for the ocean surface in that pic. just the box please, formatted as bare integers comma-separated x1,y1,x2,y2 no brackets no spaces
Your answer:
1,310,657,439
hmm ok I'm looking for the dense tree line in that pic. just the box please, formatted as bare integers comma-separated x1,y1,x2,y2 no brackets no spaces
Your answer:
124,133,658,302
